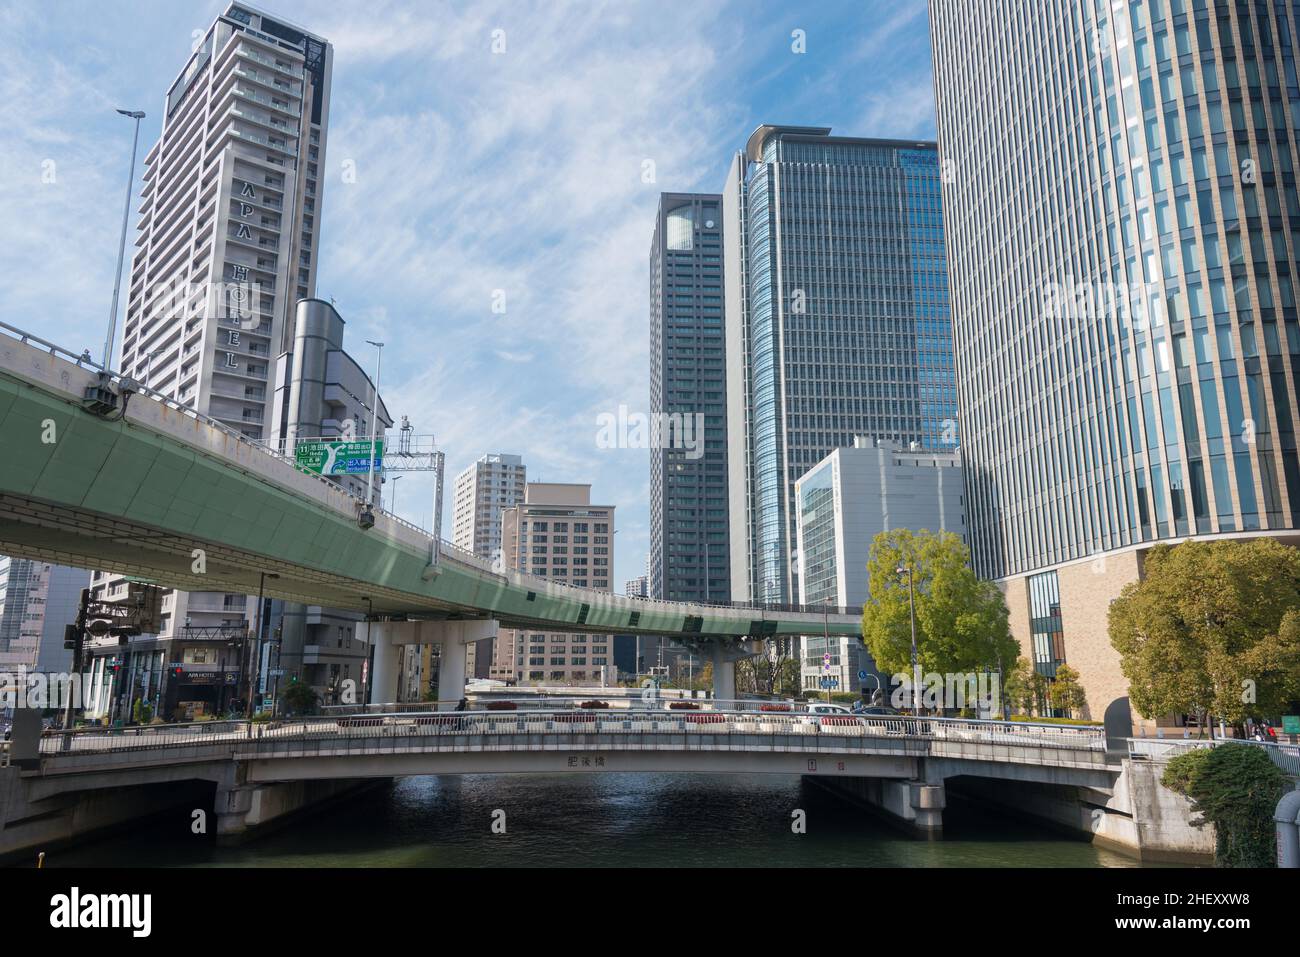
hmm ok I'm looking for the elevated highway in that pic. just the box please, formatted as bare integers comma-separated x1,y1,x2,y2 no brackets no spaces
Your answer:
0,324,861,700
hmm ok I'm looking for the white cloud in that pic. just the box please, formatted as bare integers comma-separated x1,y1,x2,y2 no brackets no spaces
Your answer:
0,0,941,588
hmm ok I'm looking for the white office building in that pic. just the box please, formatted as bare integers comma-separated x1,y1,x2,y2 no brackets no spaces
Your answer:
794,438,965,696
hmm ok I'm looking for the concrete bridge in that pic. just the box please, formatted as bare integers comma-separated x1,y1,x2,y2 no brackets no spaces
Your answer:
0,324,860,701
1,704,1219,863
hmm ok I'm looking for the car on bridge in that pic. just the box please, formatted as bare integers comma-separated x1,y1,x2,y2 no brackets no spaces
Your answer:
854,704,902,717
805,702,852,716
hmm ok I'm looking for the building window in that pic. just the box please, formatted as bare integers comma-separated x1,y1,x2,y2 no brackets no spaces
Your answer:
1027,570,1066,679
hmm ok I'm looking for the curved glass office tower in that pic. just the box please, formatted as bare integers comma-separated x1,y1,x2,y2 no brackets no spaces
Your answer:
931,0,1300,712
724,126,955,604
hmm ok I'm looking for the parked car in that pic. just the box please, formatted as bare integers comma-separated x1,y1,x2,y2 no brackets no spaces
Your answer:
854,705,901,716
806,702,852,716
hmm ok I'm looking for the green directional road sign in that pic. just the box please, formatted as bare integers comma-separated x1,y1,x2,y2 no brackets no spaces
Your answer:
294,439,383,476
1283,715,1300,735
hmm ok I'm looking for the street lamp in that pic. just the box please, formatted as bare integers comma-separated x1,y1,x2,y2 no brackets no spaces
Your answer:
388,474,402,513
896,563,921,715
141,347,166,389
246,571,279,719
822,596,833,705
364,340,384,509
105,109,146,371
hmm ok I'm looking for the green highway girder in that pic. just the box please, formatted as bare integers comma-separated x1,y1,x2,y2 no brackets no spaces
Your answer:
0,354,862,642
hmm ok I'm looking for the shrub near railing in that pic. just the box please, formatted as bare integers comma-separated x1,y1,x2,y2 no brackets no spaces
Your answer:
759,703,792,713
485,701,517,710
579,700,610,709
669,701,700,710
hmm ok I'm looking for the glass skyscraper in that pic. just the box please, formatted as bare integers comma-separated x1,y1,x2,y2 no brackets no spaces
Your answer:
931,0,1300,707
724,126,956,603
649,193,730,602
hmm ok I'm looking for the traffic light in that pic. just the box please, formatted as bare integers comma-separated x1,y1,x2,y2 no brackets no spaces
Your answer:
171,666,184,679
109,660,122,674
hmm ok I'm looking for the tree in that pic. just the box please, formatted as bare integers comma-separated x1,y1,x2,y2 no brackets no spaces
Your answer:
1108,540,1300,734
1048,664,1088,719
861,529,1018,685
1162,743,1290,868
1002,657,1036,715
736,641,798,697
694,661,713,694
774,658,801,698
281,681,319,716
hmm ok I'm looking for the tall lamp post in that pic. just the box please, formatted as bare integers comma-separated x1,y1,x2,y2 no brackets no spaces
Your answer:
141,347,166,389
896,563,920,715
388,474,402,513
822,596,833,705
105,109,146,371
364,340,384,507
360,596,373,707
246,571,279,719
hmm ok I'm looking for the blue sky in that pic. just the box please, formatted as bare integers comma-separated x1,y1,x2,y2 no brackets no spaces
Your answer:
0,0,937,590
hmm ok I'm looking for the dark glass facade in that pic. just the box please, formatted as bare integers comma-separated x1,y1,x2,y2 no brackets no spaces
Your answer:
648,193,731,602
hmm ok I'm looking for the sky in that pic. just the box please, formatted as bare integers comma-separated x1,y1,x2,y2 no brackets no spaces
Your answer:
0,0,938,592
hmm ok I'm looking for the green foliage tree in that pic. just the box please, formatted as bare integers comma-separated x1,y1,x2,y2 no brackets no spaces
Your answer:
1002,658,1035,715
1109,540,1300,734
1048,664,1088,719
281,680,319,716
1162,744,1290,867
861,529,1018,682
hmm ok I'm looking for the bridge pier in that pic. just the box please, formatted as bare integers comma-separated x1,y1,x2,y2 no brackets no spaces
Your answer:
711,648,735,702
808,774,946,837
368,619,496,708
709,641,759,702
215,777,388,845
369,625,400,704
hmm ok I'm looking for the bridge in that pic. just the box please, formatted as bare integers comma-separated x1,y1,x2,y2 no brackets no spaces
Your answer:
0,324,861,702
3,704,1119,852
6,698,1293,861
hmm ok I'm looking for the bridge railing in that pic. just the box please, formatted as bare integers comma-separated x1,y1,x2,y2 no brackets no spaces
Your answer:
35,710,1106,757
36,720,250,755
1127,736,1300,777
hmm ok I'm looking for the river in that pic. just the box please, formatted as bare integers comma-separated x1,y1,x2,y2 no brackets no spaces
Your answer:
43,772,1149,867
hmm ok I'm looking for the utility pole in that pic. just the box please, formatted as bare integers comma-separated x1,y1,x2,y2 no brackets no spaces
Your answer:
61,589,90,730
246,572,278,719
896,563,921,714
